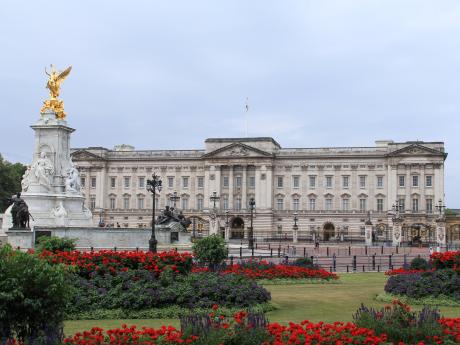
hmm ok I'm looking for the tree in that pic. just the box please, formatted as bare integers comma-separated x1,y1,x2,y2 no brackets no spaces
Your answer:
0,154,26,212
192,234,228,270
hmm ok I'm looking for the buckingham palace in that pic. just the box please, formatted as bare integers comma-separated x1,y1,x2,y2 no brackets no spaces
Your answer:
71,137,447,245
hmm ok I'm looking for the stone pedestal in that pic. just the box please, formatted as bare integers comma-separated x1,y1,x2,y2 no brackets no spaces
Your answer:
6,229,34,250
392,222,402,247
436,219,446,246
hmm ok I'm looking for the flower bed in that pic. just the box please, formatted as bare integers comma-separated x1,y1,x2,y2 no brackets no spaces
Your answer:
61,304,460,345
193,260,338,281
39,250,193,277
385,267,428,276
430,250,460,270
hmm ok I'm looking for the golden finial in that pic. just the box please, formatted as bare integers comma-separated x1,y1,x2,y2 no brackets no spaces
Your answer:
40,64,72,120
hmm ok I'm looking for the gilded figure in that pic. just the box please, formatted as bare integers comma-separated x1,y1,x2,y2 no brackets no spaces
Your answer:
40,64,72,120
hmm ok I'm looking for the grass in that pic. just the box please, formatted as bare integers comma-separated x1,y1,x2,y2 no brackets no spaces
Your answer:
64,273,460,335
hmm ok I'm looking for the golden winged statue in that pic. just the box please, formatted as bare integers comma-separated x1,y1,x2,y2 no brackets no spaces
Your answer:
40,64,72,120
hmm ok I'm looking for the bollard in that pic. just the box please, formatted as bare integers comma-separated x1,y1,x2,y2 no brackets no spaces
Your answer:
347,265,349,273
333,254,337,272
377,265,380,272
389,254,393,269
381,245,384,255
303,247,306,257
363,265,365,272
348,246,351,256
278,247,281,258
270,248,273,257
372,254,376,271
240,247,242,258
327,247,329,257
353,255,357,272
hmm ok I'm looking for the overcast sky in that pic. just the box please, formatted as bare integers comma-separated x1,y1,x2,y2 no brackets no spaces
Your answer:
1,1,459,205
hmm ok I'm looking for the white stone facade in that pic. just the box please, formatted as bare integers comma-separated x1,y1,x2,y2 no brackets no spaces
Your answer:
71,137,446,244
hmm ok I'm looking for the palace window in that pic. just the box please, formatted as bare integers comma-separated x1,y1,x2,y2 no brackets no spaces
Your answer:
197,196,204,210
124,177,130,188
426,198,433,213
276,198,284,210
326,176,333,188
249,176,255,188
137,197,144,209
398,198,405,212
81,177,86,188
293,198,300,211
197,176,204,188
412,175,419,187
359,198,367,211
412,198,419,212
309,198,316,211
342,198,349,211
399,175,405,187
325,198,333,211
182,176,189,189
91,177,97,188
223,195,229,210
90,197,96,210
309,176,316,188
110,177,116,188
181,197,189,210
360,226,365,236
168,177,174,188
235,197,242,211
376,198,384,212
235,176,242,188
359,175,366,188
426,175,433,187
223,176,229,188
377,176,384,188
277,176,283,188
293,176,300,188
138,177,145,188
123,197,130,209
342,176,349,189
110,197,116,210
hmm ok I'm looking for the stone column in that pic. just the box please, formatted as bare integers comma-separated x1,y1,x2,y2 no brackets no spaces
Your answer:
228,166,234,210
242,165,247,209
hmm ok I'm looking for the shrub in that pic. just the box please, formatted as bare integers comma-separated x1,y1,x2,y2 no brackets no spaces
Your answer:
0,245,72,344
353,300,443,344
292,257,318,269
36,236,76,253
430,250,460,270
193,235,228,269
410,256,429,270
384,269,460,299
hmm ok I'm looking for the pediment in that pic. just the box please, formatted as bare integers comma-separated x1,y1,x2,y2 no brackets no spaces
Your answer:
202,142,273,159
387,144,446,158
71,149,106,161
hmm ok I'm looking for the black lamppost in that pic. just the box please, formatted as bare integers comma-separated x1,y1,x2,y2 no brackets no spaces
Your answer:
192,217,196,240
147,173,162,253
248,198,256,249
435,199,446,217
210,191,220,209
225,210,229,239
170,191,180,209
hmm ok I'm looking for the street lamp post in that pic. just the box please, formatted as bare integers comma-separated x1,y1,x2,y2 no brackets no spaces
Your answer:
435,199,446,217
147,173,162,253
170,191,180,209
210,191,220,209
248,198,256,249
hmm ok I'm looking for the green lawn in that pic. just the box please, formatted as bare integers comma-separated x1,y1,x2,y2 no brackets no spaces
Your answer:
64,273,460,335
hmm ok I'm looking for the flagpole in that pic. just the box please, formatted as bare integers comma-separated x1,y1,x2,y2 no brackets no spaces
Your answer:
245,97,249,137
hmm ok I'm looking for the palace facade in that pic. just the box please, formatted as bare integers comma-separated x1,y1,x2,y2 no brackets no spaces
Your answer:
71,137,447,243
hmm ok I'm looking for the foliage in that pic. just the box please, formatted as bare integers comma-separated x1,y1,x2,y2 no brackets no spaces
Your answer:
376,292,460,307
385,269,460,299
0,245,73,344
430,251,460,270
65,303,275,320
37,236,76,253
192,234,228,269
353,300,459,344
0,154,26,213
385,267,427,275
39,249,193,278
292,257,319,269
66,270,270,318
410,256,429,270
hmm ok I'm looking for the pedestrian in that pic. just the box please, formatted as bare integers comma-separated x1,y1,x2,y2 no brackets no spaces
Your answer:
117,222,121,228
429,246,433,256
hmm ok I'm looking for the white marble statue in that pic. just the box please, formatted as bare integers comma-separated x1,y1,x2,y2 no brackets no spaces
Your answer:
51,201,68,226
30,152,54,188
21,165,31,192
65,159,81,193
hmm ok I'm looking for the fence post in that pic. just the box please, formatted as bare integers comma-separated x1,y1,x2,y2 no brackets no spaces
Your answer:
114,246,117,252
362,265,365,272
347,265,349,273
396,245,399,254
251,246,254,258
278,247,281,258
268,243,271,250
333,254,336,272
230,256,234,266
389,254,393,269
136,247,139,252
90,246,94,252
381,245,384,255
303,247,306,257
353,255,357,272
372,254,376,271
240,247,242,258
270,248,273,257
377,265,380,272
403,254,407,267
327,247,329,257
348,246,351,256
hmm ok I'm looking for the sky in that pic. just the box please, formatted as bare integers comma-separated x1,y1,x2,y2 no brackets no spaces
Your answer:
0,1,459,205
